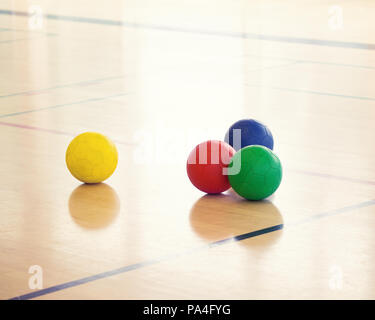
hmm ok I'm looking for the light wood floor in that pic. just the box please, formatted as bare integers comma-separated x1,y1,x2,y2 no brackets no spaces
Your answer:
1,0,375,299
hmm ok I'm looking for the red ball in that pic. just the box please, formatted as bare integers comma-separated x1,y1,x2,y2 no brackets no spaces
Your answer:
186,140,235,194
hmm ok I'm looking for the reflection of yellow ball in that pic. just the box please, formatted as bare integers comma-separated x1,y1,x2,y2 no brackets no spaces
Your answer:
69,184,120,229
66,132,118,183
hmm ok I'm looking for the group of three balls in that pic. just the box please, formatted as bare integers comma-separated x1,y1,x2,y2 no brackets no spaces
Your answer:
186,119,282,200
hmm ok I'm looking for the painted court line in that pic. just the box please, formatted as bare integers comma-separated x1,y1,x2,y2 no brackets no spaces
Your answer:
0,121,74,136
246,83,375,101
0,61,290,100
0,75,126,99
9,198,375,300
0,121,135,147
1,120,375,187
291,199,375,226
0,81,372,121
10,224,284,300
1,9,375,50
291,169,375,186
244,53,375,70
0,92,129,119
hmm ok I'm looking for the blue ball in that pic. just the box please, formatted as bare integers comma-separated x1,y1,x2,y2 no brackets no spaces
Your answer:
224,119,274,151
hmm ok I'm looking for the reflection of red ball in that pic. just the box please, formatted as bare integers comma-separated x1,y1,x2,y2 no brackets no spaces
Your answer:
186,140,235,194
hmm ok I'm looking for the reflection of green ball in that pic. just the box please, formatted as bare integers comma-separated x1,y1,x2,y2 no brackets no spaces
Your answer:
228,145,282,200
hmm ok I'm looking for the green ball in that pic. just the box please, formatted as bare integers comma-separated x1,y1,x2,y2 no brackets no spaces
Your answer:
228,145,282,200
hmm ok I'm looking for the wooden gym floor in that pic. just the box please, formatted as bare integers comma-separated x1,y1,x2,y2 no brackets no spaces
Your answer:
1,0,375,300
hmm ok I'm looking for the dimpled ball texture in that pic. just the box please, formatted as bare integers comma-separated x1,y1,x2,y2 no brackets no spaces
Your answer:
228,145,282,200
225,119,274,151
66,132,118,184
186,140,235,194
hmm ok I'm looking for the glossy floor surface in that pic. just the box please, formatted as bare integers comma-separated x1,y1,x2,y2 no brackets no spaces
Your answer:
1,0,375,299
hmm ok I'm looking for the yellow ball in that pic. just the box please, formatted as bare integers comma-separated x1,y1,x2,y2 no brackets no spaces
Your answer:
66,132,118,184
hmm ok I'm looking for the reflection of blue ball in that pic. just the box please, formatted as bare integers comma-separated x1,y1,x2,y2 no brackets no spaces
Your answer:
225,119,274,151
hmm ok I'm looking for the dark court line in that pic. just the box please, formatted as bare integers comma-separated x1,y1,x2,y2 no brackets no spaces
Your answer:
0,121,74,136
1,120,375,187
290,169,375,186
0,74,126,99
0,121,135,147
0,92,129,119
9,224,284,300
0,62,291,100
1,9,375,50
3,119,368,290
0,80,371,120
9,197,375,300
9,259,161,300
